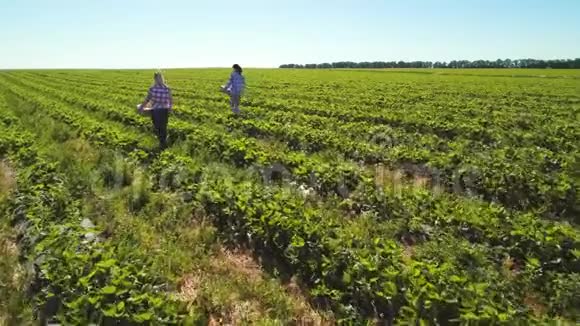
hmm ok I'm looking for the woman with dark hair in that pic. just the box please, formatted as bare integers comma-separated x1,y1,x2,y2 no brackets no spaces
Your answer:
139,71,173,149
222,64,245,114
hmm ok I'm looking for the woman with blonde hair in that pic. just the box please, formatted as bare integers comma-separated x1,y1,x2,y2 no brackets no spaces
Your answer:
139,71,173,149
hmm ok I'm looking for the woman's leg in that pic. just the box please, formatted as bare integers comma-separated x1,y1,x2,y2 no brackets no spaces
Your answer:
151,109,169,148
151,111,161,141
231,93,241,114
229,94,236,114
158,110,169,148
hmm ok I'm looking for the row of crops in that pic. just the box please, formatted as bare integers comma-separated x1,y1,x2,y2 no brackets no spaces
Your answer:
0,69,578,323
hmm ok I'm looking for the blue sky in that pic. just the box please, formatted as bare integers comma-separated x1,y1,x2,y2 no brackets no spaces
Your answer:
1,0,579,68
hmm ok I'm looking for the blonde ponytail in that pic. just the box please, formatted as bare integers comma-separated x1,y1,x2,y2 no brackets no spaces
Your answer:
154,71,167,87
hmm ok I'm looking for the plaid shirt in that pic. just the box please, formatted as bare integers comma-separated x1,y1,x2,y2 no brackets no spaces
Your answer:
145,85,173,109
225,72,245,95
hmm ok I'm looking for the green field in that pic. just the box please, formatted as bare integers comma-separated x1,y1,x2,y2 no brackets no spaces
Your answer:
0,68,578,324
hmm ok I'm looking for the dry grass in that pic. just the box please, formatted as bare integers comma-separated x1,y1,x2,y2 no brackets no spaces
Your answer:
284,276,334,325
501,256,520,280
401,245,415,265
0,161,28,325
175,273,202,303
413,175,430,188
0,238,24,294
373,164,433,191
523,293,547,317
0,160,16,199
221,249,330,324
175,246,330,325
216,247,263,282
373,164,402,189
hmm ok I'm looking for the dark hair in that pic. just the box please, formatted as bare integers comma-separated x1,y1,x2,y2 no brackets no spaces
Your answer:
232,64,242,74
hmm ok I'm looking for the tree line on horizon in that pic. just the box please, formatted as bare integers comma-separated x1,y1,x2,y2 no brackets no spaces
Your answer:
279,58,580,69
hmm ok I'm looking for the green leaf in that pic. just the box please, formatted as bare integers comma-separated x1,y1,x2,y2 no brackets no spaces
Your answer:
101,285,117,295
342,272,352,284
117,301,125,313
382,281,397,296
526,257,540,268
102,304,117,317
88,295,100,305
97,258,117,269
291,235,305,248
134,311,154,322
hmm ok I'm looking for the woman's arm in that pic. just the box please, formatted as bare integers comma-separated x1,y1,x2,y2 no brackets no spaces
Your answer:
224,73,234,90
168,88,174,112
140,88,152,109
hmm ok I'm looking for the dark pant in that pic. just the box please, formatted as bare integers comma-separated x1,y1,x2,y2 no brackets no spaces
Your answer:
151,109,169,148
230,93,241,114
